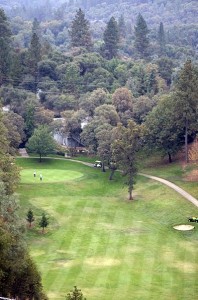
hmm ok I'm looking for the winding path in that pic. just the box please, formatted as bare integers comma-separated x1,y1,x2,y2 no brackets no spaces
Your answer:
70,159,198,208
139,173,198,208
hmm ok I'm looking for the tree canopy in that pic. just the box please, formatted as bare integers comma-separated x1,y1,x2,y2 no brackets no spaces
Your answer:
26,125,56,162
112,120,145,200
0,9,12,84
173,60,198,162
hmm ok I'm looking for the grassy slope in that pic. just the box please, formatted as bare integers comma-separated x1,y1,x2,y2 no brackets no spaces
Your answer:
142,160,198,199
17,158,198,300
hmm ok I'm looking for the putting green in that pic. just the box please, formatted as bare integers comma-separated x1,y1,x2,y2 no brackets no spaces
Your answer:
20,169,83,183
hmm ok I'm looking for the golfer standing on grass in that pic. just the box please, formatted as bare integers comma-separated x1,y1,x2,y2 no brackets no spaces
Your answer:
34,170,36,177
40,174,43,181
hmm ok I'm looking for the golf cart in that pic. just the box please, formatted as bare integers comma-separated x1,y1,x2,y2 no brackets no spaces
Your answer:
94,160,102,168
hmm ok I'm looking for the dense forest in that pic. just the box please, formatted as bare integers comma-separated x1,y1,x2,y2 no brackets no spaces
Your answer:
0,0,198,59
0,0,198,298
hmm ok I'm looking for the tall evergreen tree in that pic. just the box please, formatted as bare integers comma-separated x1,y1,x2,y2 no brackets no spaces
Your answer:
102,17,119,60
10,52,23,87
0,9,12,85
134,13,149,58
118,14,126,40
32,17,41,36
174,60,198,163
69,8,92,50
26,209,35,228
39,213,49,233
28,32,41,87
27,19,42,91
158,22,166,56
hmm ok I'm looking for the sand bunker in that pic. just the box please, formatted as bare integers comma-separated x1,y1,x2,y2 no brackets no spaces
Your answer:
173,224,195,231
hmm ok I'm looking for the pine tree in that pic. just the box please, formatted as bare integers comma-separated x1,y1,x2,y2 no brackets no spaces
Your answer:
39,213,49,233
158,22,166,56
102,17,119,60
27,19,42,91
28,32,41,82
66,285,86,300
0,9,12,85
118,14,126,40
69,8,92,50
32,17,41,36
10,52,23,87
26,209,35,228
134,13,149,58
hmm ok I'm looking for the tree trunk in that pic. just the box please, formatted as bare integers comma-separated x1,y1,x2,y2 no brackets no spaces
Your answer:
185,118,189,163
39,153,42,162
168,151,172,163
102,162,106,172
109,169,115,180
129,189,133,200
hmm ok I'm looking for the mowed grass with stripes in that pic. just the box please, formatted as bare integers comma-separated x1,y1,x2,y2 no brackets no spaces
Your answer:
17,158,198,300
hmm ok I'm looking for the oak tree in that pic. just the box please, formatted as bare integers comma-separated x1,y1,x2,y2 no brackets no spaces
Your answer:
26,125,56,162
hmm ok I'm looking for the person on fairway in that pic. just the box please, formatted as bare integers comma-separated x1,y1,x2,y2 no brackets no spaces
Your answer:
34,170,36,177
40,174,43,181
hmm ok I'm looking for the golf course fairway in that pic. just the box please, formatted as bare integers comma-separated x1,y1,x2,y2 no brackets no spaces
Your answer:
17,158,198,300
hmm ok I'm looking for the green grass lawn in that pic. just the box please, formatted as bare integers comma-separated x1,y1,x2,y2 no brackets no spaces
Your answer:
21,169,83,183
142,161,198,199
17,158,198,300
